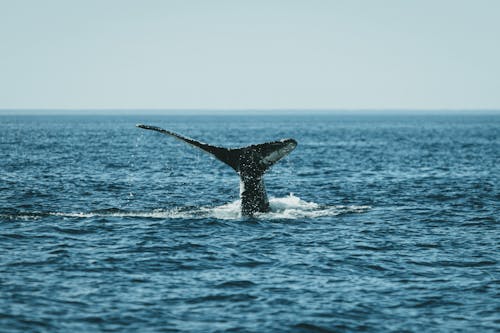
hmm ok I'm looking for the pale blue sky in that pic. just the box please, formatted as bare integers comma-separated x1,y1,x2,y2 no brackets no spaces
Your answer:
1,0,499,110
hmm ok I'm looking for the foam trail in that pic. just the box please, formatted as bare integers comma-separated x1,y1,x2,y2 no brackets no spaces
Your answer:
263,193,370,219
2,194,370,221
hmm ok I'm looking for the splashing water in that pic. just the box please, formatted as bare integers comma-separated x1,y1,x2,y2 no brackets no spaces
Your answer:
208,193,370,220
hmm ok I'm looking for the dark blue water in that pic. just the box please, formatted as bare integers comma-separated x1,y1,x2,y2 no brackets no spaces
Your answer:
1,114,499,332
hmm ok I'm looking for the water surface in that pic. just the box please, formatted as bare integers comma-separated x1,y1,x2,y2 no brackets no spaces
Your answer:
1,114,499,332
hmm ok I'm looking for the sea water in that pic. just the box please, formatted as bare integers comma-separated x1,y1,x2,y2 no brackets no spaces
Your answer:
0,113,499,332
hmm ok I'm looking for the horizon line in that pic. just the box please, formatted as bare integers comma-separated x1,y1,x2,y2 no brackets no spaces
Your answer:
1,107,500,111
0,108,499,115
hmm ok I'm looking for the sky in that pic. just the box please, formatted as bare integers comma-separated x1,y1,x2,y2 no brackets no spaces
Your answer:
0,0,499,111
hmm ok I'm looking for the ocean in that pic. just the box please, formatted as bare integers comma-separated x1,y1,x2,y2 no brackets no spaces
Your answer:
0,113,499,332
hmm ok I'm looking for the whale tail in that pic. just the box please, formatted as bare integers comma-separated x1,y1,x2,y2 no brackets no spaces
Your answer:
137,124,297,215
136,124,297,175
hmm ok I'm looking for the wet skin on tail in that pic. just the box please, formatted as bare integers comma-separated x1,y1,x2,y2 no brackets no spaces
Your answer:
136,124,297,216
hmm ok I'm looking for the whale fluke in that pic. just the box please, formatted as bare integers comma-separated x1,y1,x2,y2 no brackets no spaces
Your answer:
136,124,297,216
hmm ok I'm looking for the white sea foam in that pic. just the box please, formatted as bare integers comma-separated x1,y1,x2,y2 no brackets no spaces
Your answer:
49,208,194,219
6,194,369,221
264,193,370,219
62,193,370,220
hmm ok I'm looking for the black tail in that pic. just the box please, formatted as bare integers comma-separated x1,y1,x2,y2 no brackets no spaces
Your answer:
136,124,297,175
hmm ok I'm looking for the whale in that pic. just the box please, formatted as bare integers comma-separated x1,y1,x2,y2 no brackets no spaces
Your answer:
136,124,297,216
